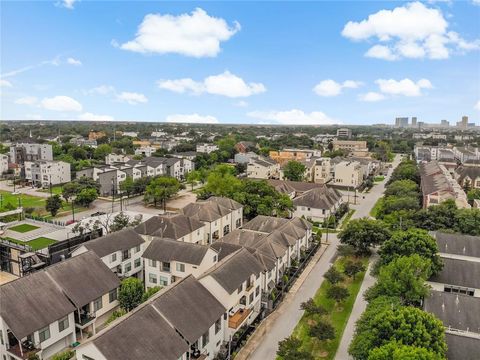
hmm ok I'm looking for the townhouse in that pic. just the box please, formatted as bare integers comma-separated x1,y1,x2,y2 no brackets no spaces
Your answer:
0,154,8,175
181,197,244,244
104,153,131,165
292,185,343,222
134,146,156,157
24,160,71,188
71,228,146,279
455,164,480,189
246,156,280,179
199,249,264,339
75,276,226,360
197,143,219,154
269,149,321,166
143,238,219,288
424,232,480,359
0,252,120,360
453,146,479,163
135,213,207,244
331,160,365,188
314,157,333,184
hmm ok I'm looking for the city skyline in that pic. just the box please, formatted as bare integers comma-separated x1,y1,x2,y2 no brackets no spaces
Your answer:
1,1,480,125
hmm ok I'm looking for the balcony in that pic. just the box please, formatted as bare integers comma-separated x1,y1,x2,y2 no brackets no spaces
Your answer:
75,311,96,329
228,308,252,329
7,342,40,360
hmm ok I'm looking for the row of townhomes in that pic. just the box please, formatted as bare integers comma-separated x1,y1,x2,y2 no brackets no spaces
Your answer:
424,231,480,359
0,195,315,360
76,156,194,196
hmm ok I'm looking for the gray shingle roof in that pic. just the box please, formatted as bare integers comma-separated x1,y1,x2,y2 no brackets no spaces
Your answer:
242,215,290,233
424,291,480,332
445,333,480,360
202,248,264,294
93,305,188,360
0,270,76,340
210,242,243,261
143,238,213,265
429,257,480,289
455,165,480,184
83,228,145,258
135,214,205,239
46,251,120,308
420,161,454,196
152,276,225,343
431,232,480,258
181,196,241,222
267,179,325,194
293,186,342,210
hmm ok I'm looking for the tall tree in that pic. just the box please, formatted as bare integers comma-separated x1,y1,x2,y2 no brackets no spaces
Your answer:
283,160,306,182
367,341,443,360
339,218,391,255
324,266,344,284
118,278,144,311
277,336,313,360
309,320,335,341
46,195,62,217
326,285,349,305
144,177,180,209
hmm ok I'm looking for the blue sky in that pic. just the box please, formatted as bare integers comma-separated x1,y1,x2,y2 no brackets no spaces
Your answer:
1,1,479,125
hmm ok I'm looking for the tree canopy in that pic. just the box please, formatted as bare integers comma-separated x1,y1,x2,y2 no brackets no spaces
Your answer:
339,218,392,255
118,278,144,312
283,160,306,182
367,341,443,360
144,176,181,208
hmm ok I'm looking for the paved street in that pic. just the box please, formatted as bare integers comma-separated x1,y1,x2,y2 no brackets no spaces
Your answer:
248,155,402,360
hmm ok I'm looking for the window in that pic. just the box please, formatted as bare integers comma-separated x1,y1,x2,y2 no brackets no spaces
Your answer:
148,259,157,267
38,325,50,342
255,286,260,297
215,318,222,334
94,297,103,312
109,289,118,303
202,331,209,347
237,284,243,294
135,245,141,253
159,276,169,286
111,253,117,263
176,263,185,272
249,293,254,304
236,218,241,228
134,258,141,268
149,273,158,284
223,225,230,236
124,262,132,273
58,316,69,332
162,262,171,272
122,249,130,261
213,255,217,262
0,330,3,345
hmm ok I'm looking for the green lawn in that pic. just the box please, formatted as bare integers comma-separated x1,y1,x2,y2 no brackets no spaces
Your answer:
0,190,46,210
2,236,56,250
369,197,384,218
8,223,39,233
38,185,63,195
287,256,368,360
373,175,385,182
340,210,355,229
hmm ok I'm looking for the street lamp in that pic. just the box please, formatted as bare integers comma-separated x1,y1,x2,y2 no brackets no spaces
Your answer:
71,195,77,223
49,174,52,196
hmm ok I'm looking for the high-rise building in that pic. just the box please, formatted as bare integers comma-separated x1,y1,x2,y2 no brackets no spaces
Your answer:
336,128,352,138
441,119,449,127
411,117,417,127
395,117,409,128
456,116,468,129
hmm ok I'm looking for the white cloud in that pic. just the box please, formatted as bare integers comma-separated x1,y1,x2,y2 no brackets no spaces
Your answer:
165,113,219,124
59,0,76,9
234,100,249,107
41,96,82,112
119,8,240,57
67,57,82,66
158,71,266,98
247,109,338,125
475,100,480,110
78,112,114,121
86,85,116,95
116,92,148,105
0,79,12,87
473,0,480,5
342,2,479,60
15,96,38,105
1,56,60,78
376,78,433,97
313,79,362,97
358,92,386,102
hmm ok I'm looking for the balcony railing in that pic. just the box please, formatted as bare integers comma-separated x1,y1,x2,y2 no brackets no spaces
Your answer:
76,312,96,328
7,342,40,360
228,308,252,329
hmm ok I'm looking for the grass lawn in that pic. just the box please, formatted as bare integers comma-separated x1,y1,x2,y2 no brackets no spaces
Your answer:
373,175,385,182
287,256,368,360
8,223,39,233
0,190,46,210
38,185,63,195
2,236,56,250
369,197,384,218
340,210,355,229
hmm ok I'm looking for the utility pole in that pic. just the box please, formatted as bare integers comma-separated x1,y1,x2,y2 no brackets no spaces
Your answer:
72,199,75,222
49,175,52,196
111,179,115,213
13,174,16,193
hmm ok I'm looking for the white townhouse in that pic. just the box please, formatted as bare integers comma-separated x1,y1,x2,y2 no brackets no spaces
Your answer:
293,185,344,222
0,154,9,175
143,238,219,288
72,228,146,279
105,153,131,165
181,197,244,244
0,252,120,360
24,160,71,188
246,156,280,179
75,276,227,360
199,249,264,340
135,213,207,244
196,143,219,154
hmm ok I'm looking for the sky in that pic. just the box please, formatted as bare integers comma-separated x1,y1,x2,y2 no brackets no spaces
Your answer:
1,0,479,125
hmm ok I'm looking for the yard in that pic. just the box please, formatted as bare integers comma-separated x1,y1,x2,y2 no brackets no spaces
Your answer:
8,223,39,233
2,236,56,250
38,185,63,195
287,256,368,360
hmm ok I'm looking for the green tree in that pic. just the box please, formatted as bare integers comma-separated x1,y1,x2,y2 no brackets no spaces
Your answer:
339,218,391,255
93,144,112,160
413,200,457,231
343,260,366,280
385,179,419,198
365,255,432,305
283,160,306,182
349,306,446,360
202,165,242,197
467,188,480,202
300,298,327,316
186,170,202,190
144,176,181,208
378,196,420,216
118,278,145,311
109,212,141,232
324,266,344,284
119,176,135,198
327,285,349,304
454,208,480,236
388,160,419,184
142,286,162,302
309,319,335,341
368,341,443,360
45,195,62,217
277,336,314,360
379,229,442,275
75,188,98,207
62,182,80,203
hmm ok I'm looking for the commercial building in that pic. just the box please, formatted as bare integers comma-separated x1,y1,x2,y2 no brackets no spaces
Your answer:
336,128,352,138
395,117,409,128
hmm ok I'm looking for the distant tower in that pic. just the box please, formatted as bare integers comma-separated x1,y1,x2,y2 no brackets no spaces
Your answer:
461,116,468,129
411,117,417,127
29,129,32,138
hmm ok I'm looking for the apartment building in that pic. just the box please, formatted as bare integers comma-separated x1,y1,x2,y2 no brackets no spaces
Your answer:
181,197,244,244
293,185,343,222
196,143,219,154
314,157,333,183
453,147,479,163
75,276,226,360
269,149,321,166
246,156,280,179
0,154,8,175
72,228,146,279
24,160,71,188
135,213,207,244
0,252,120,360
134,146,156,157
332,140,368,156
9,143,53,164
331,160,365,188
199,249,264,340
336,128,352,138
143,238,219,288
104,153,131,165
